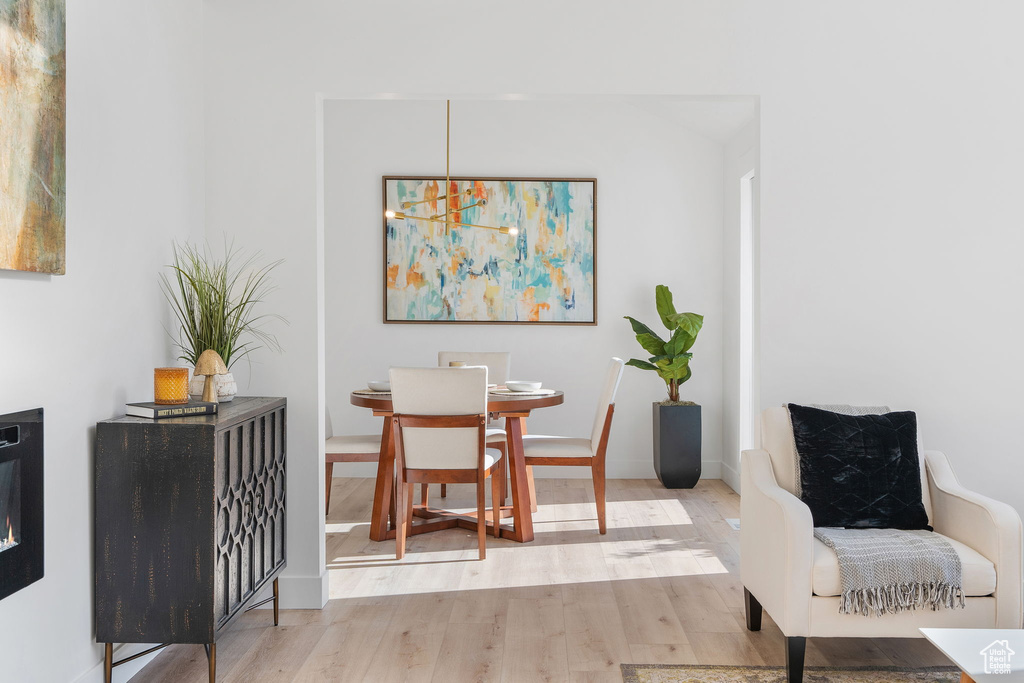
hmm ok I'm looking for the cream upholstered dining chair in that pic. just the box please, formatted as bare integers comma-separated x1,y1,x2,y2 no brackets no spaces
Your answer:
434,351,512,500
389,366,504,560
324,411,381,515
521,357,624,534
741,406,1023,683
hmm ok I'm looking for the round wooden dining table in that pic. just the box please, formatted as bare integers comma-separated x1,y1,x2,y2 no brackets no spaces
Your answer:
350,390,564,543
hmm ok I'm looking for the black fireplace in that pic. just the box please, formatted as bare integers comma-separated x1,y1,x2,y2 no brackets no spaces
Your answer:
0,408,43,601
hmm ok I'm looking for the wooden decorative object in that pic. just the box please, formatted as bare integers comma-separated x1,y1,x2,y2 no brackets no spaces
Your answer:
94,397,287,682
194,349,229,403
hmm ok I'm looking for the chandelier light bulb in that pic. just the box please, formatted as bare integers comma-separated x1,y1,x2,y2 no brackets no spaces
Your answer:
385,209,396,219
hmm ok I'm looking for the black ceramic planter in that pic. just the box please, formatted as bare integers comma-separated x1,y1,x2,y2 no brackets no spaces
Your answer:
653,403,702,489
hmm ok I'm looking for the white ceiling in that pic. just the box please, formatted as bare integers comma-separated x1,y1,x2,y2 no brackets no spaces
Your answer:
633,98,758,145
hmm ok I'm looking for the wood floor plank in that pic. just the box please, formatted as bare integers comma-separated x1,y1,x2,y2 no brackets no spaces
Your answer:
870,637,952,668
449,587,510,625
568,672,627,683
611,577,689,645
134,477,961,682
499,636,569,683
501,597,569,682
662,573,742,634
806,637,892,667
222,624,329,683
127,644,214,683
627,642,699,665
563,594,632,672
505,597,565,638
687,631,768,666
361,594,455,683
431,623,504,683
292,601,399,682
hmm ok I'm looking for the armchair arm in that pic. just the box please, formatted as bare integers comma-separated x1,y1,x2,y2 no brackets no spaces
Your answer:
926,450,1023,628
740,449,814,636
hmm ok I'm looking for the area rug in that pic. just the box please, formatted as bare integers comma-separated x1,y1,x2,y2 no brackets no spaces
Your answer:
620,664,960,683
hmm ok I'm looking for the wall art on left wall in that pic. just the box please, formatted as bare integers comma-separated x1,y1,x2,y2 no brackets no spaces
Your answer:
1,0,66,275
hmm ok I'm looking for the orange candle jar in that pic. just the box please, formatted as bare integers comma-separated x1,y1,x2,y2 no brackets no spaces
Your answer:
154,367,190,405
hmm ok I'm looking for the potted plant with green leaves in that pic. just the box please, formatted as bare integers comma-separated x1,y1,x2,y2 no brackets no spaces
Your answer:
160,241,284,402
624,284,704,488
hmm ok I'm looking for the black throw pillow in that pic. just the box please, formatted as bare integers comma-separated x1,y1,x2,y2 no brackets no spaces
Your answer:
788,404,930,530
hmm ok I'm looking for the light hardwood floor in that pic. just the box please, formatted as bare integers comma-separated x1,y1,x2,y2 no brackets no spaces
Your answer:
132,478,951,682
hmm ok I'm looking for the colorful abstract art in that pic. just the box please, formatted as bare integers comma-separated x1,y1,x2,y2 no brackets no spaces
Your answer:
384,177,596,324
1,0,66,274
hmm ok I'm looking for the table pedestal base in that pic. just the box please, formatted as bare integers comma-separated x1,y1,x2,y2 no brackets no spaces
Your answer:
382,505,524,540
380,504,521,542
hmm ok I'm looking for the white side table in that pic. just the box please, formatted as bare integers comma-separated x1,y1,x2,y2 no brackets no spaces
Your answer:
921,628,1024,682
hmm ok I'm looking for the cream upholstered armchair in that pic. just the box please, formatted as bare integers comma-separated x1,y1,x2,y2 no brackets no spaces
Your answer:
740,407,1023,683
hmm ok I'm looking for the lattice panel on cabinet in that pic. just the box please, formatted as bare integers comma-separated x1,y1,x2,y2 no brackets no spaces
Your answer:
253,409,286,587
215,408,286,629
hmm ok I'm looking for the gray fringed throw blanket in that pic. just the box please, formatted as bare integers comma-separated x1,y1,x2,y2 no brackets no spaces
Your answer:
814,527,966,617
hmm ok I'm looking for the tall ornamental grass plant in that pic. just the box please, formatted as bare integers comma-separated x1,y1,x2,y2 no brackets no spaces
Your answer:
160,241,285,369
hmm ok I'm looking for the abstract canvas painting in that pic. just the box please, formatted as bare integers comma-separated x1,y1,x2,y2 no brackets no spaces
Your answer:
384,177,596,324
1,0,66,274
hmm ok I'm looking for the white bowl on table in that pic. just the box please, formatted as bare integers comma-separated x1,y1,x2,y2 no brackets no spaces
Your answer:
367,380,391,392
506,381,542,392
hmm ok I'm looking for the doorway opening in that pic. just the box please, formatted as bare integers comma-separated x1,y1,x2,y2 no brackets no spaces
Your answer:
739,168,756,452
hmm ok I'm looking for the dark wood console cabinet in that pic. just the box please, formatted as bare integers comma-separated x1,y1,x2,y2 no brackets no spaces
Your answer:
95,397,286,682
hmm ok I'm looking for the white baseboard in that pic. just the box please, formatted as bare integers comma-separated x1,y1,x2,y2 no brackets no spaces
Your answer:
330,460,723,481
701,460,722,479
720,461,740,493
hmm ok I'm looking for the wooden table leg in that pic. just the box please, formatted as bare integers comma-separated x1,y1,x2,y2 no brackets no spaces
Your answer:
960,673,975,683
369,416,395,542
104,643,113,683
505,416,534,542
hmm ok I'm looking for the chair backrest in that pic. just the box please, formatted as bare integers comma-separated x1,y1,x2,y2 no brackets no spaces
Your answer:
389,366,488,470
590,358,625,445
437,351,512,386
759,405,933,519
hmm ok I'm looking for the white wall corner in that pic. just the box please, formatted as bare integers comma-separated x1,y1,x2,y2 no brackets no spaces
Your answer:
700,460,722,480
720,460,740,494
278,570,330,610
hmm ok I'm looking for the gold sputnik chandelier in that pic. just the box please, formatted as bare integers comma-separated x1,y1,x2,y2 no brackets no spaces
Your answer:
384,100,519,237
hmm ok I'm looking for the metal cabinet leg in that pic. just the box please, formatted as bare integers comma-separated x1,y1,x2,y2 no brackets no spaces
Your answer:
205,643,216,682
273,578,280,626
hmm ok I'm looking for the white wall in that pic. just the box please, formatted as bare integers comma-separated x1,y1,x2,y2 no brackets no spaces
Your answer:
324,99,725,480
202,0,1024,612
0,2,205,681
